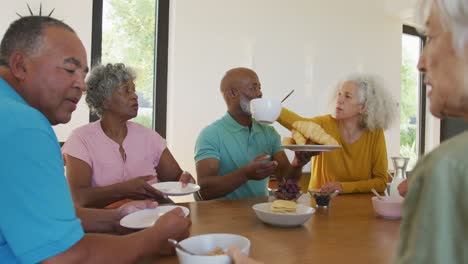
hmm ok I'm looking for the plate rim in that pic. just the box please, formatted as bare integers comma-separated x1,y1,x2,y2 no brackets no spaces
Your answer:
151,181,201,196
120,205,190,229
281,144,341,151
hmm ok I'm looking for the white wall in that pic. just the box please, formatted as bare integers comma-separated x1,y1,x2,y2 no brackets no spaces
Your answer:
1,0,409,181
0,0,92,142
167,0,403,177
386,0,418,25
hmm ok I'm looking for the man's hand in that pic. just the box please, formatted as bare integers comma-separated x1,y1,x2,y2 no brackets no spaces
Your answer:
398,179,408,197
120,175,167,200
117,199,158,218
178,171,196,187
320,182,342,192
243,154,278,181
151,208,191,255
291,151,318,168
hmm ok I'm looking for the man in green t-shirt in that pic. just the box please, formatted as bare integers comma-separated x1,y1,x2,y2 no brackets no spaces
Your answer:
195,67,313,200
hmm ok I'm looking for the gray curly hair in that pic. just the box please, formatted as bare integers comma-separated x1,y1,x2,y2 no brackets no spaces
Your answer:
85,63,136,117
332,74,396,131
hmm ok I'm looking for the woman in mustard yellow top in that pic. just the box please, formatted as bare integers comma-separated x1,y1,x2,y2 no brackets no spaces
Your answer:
278,74,396,193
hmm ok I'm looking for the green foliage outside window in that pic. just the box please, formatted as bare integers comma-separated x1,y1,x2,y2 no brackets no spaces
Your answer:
102,0,156,128
400,47,418,169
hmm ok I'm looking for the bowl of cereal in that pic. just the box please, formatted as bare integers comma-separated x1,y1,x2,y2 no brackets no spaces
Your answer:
371,196,404,219
176,233,250,264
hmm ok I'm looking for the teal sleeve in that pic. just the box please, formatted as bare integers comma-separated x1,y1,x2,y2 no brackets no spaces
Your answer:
194,126,220,163
0,129,84,263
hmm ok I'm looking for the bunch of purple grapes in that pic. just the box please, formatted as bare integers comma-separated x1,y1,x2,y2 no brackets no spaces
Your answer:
274,179,301,200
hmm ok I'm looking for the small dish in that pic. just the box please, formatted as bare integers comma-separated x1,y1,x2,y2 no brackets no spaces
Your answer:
308,189,339,208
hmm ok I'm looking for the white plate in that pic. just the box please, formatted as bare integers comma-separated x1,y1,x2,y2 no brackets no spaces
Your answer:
252,202,315,227
120,205,190,229
152,181,201,196
282,144,341,152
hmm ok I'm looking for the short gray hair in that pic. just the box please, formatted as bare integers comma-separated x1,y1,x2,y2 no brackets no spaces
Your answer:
0,16,74,66
333,74,396,131
85,63,136,117
419,0,468,53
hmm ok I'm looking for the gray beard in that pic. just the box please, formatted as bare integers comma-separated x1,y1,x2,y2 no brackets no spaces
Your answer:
240,97,251,115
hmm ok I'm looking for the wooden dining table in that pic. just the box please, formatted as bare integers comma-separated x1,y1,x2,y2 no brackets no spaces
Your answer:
146,194,401,263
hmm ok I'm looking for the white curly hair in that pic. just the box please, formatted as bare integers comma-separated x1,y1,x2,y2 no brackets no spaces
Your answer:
331,74,397,131
419,0,468,53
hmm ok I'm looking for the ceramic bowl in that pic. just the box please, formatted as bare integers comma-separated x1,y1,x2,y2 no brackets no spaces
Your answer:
250,98,281,124
176,233,250,264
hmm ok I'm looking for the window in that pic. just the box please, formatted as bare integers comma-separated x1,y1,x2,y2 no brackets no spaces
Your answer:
400,25,425,170
91,0,169,136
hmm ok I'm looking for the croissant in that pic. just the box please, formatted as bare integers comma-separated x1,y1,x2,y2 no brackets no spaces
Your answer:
292,121,339,145
282,137,296,145
291,129,307,145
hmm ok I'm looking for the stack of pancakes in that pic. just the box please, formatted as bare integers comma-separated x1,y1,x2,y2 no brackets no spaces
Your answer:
270,199,297,214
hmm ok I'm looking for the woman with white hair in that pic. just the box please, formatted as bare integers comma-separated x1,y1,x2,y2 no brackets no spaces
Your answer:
396,0,468,263
62,63,195,208
277,74,396,193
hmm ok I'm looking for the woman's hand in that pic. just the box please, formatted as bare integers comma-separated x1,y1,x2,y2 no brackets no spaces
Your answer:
178,171,196,187
121,175,167,200
320,182,343,192
116,199,158,234
227,247,263,264
398,179,408,197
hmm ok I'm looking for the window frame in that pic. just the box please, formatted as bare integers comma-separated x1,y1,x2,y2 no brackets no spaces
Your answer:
402,25,427,156
90,0,169,137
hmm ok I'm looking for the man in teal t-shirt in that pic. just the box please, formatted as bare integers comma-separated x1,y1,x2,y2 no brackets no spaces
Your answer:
195,67,313,200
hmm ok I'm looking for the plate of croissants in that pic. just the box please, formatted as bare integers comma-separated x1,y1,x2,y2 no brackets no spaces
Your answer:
282,121,341,152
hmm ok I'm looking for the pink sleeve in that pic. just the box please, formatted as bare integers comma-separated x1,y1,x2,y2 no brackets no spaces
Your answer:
149,130,167,167
62,130,93,168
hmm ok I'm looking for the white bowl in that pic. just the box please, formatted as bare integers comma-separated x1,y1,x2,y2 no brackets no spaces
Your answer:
250,98,281,124
176,233,250,264
252,202,315,227
371,196,404,219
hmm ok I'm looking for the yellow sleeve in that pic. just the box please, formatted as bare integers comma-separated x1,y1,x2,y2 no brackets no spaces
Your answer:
277,107,317,131
339,130,388,193
277,107,320,192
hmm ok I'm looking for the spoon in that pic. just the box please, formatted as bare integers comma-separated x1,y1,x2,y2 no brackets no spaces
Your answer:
168,238,196,255
371,188,384,200
281,89,295,103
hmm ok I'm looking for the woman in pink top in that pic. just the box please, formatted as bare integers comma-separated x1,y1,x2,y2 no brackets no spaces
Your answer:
63,63,195,208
